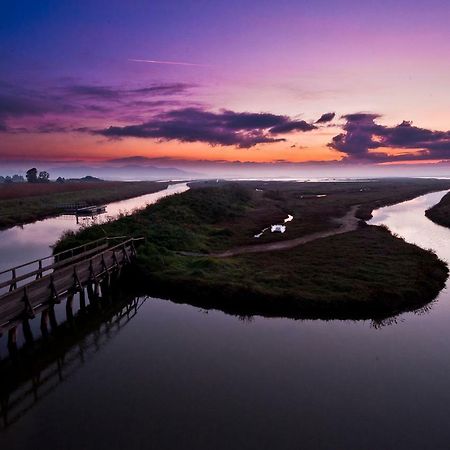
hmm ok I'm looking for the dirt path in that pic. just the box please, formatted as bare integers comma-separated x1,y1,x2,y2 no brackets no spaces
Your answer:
180,205,361,258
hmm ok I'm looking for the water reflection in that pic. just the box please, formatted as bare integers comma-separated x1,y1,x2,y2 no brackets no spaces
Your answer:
0,183,189,272
1,190,450,449
0,284,146,430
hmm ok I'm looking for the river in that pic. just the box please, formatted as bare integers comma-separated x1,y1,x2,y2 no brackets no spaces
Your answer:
0,182,189,272
1,189,450,449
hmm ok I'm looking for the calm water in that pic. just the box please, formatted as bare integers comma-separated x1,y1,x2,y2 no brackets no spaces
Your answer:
0,182,189,273
2,190,450,449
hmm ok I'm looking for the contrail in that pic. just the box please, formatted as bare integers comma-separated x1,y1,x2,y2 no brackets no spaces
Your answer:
129,58,209,67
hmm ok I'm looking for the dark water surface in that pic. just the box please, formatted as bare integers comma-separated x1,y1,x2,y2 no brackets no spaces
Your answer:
1,190,450,449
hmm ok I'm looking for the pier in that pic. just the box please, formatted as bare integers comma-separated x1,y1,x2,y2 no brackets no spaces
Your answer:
0,237,143,350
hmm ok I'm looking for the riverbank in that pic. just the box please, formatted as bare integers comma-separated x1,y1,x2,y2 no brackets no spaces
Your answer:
0,181,169,229
55,180,450,319
425,191,450,228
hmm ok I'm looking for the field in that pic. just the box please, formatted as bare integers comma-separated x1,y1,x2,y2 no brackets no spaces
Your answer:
55,179,450,320
185,178,450,248
0,181,169,229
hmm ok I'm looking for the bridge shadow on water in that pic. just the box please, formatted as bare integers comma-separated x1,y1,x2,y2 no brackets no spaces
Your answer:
0,281,146,431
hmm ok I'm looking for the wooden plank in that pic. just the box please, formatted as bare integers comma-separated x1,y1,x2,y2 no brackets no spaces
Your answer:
0,241,135,334
0,243,109,290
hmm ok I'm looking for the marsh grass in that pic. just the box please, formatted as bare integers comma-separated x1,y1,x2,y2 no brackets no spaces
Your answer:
55,181,449,319
0,181,169,229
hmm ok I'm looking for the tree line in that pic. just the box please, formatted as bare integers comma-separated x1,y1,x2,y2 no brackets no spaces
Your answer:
0,168,63,184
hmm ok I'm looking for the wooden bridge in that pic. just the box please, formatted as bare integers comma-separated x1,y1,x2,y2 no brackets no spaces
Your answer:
0,237,143,349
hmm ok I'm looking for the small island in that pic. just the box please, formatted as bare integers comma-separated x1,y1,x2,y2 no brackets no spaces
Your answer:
426,191,450,228
55,178,450,320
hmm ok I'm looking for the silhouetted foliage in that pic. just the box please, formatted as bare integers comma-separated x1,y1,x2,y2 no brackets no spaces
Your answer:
38,171,50,183
26,168,38,183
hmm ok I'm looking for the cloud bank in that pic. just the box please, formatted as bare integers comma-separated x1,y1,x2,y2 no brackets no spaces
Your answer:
95,108,318,148
330,113,450,162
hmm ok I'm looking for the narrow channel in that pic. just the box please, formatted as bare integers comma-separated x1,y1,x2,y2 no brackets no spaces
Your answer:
0,182,189,272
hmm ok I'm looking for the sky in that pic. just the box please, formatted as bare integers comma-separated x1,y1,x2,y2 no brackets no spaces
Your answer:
1,0,450,174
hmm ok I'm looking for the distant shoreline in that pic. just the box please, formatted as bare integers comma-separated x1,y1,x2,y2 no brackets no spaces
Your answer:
0,180,170,230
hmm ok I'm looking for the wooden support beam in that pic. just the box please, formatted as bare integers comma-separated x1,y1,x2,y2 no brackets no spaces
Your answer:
9,269,17,292
66,294,74,322
22,319,34,345
79,288,86,311
48,306,58,331
7,327,17,354
22,286,35,319
40,310,50,337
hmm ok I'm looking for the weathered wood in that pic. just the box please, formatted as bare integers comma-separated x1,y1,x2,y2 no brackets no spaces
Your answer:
0,238,142,336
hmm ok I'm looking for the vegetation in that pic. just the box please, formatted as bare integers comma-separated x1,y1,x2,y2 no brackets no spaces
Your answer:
0,181,169,229
425,191,450,228
55,181,449,320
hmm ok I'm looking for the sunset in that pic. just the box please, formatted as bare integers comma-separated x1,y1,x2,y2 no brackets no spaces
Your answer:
1,2,450,449
2,0,449,172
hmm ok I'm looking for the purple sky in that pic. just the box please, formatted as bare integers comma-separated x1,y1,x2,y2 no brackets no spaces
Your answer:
1,0,450,170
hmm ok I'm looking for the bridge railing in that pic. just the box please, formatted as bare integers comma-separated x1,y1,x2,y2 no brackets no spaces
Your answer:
0,236,141,294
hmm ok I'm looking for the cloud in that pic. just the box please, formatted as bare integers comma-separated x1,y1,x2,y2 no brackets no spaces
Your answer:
93,107,318,148
65,82,193,100
315,112,335,124
329,113,450,162
0,81,196,133
270,120,316,133
129,59,209,67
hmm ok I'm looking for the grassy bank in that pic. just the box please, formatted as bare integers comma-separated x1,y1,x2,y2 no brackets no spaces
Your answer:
186,178,450,247
425,191,450,228
0,181,169,229
55,181,449,320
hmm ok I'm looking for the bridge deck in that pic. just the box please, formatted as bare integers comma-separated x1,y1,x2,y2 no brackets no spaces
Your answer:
0,237,142,335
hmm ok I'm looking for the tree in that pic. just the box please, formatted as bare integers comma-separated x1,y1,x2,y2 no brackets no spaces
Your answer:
26,168,38,183
12,174,24,183
38,171,50,183
56,176,65,183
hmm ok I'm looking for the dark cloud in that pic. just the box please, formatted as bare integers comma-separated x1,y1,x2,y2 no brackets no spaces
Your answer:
315,112,336,124
65,83,193,100
0,94,53,117
270,120,316,133
94,107,317,148
0,81,196,133
329,113,450,162
65,85,119,99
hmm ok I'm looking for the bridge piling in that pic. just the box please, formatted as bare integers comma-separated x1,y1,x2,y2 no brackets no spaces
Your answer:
22,319,34,346
40,310,50,337
0,236,143,341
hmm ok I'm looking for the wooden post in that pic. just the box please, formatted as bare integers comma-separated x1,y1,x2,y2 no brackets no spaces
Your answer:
9,268,17,292
22,286,34,319
79,288,86,310
22,318,34,345
66,294,74,322
40,309,50,337
50,275,60,304
48,305,58,331
7,327,17,353
35,260,43,280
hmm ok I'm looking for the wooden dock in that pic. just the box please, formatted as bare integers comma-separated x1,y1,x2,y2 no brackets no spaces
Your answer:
0,237,143,348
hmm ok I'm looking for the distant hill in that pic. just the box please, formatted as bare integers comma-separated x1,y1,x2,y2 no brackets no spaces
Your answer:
50,163,200,181
67,175,104,182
